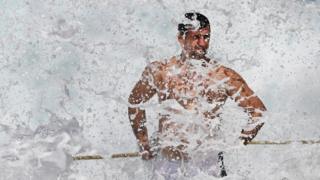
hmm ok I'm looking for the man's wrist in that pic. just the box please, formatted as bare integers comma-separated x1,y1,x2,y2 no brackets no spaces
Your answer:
138,141,150,151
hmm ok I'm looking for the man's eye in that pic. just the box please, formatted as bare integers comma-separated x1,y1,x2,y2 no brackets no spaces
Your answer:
204,35,210,40
193,35,200,40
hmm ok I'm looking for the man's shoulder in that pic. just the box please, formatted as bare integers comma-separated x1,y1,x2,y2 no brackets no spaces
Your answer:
214,64,242,79
217,65,238,76
147,56,178,69
216,65,232,73
218,65,246,80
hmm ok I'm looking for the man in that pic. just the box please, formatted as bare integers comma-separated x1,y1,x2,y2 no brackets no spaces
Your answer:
128,12,266,178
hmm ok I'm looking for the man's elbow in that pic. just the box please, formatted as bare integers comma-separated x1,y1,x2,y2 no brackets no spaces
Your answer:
128,93,143,106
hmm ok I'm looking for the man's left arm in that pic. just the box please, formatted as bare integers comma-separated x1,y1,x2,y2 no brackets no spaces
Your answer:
224,67,267,145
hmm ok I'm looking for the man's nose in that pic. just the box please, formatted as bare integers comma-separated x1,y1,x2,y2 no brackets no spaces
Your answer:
198,37,207,47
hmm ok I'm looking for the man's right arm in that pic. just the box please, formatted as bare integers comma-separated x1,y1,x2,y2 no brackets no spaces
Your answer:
128,65,157,159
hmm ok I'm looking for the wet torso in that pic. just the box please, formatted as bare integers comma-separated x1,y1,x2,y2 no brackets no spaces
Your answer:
149,57,230,143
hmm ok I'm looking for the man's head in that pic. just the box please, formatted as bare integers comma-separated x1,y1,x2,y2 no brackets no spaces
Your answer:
178,12,210,59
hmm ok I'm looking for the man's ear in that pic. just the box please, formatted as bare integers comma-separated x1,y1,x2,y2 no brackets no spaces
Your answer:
177,34,185,46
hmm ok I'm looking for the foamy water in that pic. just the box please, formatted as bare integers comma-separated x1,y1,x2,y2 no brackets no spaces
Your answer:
0,0,319,179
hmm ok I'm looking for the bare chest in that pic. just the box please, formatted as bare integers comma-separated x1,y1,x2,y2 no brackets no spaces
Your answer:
154,64,228,109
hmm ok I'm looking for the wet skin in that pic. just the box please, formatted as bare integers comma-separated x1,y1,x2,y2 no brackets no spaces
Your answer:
128,27,266,160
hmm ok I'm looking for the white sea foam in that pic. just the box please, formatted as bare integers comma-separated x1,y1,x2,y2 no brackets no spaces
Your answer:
0,0,319,179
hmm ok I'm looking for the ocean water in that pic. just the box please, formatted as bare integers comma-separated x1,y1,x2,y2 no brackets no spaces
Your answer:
0,0,319,179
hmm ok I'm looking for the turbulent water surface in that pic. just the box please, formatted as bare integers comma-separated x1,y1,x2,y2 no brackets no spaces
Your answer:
0,0,320,179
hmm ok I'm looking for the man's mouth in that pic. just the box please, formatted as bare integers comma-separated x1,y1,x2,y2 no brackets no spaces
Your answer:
189,49,206,59
195,48,206,55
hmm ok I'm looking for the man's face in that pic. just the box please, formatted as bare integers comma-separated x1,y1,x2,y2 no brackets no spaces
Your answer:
179,26,210,59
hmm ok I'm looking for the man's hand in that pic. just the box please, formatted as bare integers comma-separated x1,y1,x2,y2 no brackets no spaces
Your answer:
141,149,154,160
139,143,157,160
240,122,264,145
240,132,255,145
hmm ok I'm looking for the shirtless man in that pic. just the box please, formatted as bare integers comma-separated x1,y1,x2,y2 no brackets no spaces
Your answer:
128,12,266,177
